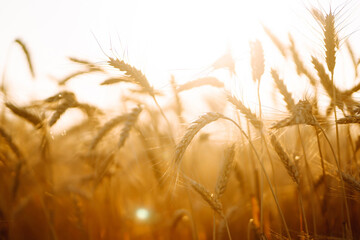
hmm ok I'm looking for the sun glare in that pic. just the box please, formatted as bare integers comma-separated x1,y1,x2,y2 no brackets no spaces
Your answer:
136,208,150,221
97,0,301,114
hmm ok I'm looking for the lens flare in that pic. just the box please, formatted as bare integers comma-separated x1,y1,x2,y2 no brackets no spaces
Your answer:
135,208,150,221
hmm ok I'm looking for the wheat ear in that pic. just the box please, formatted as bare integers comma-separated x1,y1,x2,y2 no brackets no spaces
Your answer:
90,115,127,150
270,134,300,184
336,116,360,124
170,75,184,123
100,77,132,85
262,25,287,57
0,127,25,199
271,99,316,129
176,77,224,92
345,41,358,77
108,57,154,96
215,145,235,198
48,93,76,126
250,39,265,82
0,127,23,160
227,94,263,130
271,69,295,112
288,35,317,87
174,112,221,167
188,178,223,217
324,10,337,75
118,106,142,149
58,68,103,85
14,39,35,78
5,102,42,128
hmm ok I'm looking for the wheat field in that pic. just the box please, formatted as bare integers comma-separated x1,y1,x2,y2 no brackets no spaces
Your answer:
1,3,360,240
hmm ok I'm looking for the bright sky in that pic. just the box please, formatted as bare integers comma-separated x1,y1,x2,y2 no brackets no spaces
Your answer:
1,0,359,113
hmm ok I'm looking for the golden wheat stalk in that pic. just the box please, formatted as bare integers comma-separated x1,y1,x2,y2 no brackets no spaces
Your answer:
58,70,98,86
100,77,133,85
0,127,23,160
68,57,103,71
14,39,35,78
345,41,358,77
170,75,184,123
188,178,223,216
336,116,360,124
43,91,73,103
271,69,295,112
250,39,265,82
312,56,357,115
262,25,287,57
73,102,102,117
270,133,300,184
288,34,317,86
5,102,42,128
108,57,154,96
174,112,221,168
118,106,142,149
323,11,338,75
312,57,340,102
227,94,263,130
0,127,25,199
271,100,316,129
90,115,127,150
215,145,235,198
48,95,76,127
178,113,292,239
176,77,224,92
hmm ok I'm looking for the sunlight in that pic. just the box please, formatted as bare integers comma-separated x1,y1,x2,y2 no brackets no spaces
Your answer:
101,0,301,113
2,0,360,239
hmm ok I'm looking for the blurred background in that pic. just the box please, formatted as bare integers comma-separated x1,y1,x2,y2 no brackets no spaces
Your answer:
1,0,359,111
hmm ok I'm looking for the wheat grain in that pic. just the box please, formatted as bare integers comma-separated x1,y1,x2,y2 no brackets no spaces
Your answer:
49,93,76,126
215,144,235,198
108,57,154,97
174,112,221,167
288,35,317,86
5,102,42,128
14,39,35,78
68,57,103,71
100,77,132,85
170,75,183,123
90,115,127,150
58,69,101,85
118,106,142,149
271,69,295,112
346,41,358,77
272,99,316,129
177,77,224,92
262,25,287,57
336,116,360,124
73,102,103,117
270,133,300,184
0,127,23,160
44,91,75,103
323,11,338,74
189,178,223,216
227,94,263,129
250,39,265,82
